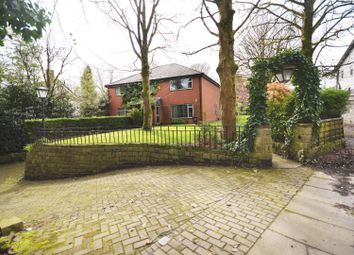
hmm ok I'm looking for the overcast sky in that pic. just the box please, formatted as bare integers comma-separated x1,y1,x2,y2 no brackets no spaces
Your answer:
36,0,352,88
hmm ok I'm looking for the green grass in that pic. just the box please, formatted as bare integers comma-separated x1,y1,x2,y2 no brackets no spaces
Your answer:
210,115,249,126
43,115,249,146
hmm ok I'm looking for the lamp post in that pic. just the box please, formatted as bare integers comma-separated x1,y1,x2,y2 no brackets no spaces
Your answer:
36,86,49,128
275,65,296,83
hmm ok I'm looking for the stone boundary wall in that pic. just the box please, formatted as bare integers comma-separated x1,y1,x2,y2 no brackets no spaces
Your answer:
25,127,272,180
319,118,344,145
272,118,345,160
24,144,238,180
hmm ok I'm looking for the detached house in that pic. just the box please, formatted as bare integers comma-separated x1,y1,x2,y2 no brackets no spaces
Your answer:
323,39,354,90
105,63,220,124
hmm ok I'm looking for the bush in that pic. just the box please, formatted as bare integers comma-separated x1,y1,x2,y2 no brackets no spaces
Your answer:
267,93,295,143
267,82,292,103
25,116,133,137
128,108,143,126
320,88,350,119
171,119,186,125
0,114,28,154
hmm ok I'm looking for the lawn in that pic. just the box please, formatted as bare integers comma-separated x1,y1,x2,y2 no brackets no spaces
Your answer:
43,115,249,146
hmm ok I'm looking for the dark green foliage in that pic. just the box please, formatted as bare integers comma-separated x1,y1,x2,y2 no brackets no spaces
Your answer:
267,94,295,143
0,0,50,45
123,83,142,108
320,88,350,119
171,119,186,125
0,114,28,154
128,108,143,126
25,116,133,130
0,85,36,154
122,82,157,109
238,50,321,154
80,66,99,117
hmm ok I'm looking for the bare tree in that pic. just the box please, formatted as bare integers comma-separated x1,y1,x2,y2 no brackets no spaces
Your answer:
36,32,75,100
190,62,211,75
186,0,260,140
236,16,298,68
94,0,170,130
258,0,354,62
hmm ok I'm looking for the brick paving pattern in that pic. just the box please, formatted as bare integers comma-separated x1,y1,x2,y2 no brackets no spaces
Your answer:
0,164,312,254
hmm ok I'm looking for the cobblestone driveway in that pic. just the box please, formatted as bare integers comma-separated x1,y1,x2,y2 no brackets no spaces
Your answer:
0,164,312,254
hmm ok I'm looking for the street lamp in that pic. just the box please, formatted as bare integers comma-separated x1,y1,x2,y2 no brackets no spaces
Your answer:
275,65,296,83
36,86,49,128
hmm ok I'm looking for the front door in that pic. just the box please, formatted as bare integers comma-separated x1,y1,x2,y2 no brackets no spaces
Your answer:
156,105,160,124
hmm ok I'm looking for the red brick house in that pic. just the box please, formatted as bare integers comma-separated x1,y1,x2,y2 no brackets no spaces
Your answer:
105,63,221,124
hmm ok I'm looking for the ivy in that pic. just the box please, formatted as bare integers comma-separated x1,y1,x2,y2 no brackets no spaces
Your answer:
122,81,158,109
234,50,321,156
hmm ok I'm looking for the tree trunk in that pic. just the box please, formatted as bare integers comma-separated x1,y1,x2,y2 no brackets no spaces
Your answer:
141,51,152,130
301,0,314,60
216,0,238,141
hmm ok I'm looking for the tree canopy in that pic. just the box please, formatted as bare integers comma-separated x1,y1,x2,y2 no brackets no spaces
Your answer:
0,0,50,46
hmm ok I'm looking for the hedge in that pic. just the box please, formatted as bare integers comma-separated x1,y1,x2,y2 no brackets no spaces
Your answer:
320,88,350,119
25,116,134,130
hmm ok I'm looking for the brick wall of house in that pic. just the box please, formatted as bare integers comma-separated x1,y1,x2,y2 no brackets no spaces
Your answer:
155,76,201,124
107,75,220,124
201,77,221,122
108,87,123,116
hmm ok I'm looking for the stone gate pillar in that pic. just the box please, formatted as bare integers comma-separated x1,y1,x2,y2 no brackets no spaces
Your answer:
250,126,272,167
291,123,313,159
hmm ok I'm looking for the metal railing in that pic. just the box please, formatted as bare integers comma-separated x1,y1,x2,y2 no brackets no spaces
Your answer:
34,125,244,149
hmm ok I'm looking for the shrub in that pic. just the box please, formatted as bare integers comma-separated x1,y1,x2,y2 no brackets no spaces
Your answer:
171,119,186,125
128,108,143,126
320,88,350,119
25,116,133,142
0,114,28,154
267,82,292,103
199,123,222,145
267,92,295,143
25,116,133,130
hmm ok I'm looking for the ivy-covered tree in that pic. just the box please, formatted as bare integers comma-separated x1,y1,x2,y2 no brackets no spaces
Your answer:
80,66,99,117
0,0,50,46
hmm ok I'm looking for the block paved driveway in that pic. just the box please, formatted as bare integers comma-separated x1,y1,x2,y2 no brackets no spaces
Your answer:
0,163,312,254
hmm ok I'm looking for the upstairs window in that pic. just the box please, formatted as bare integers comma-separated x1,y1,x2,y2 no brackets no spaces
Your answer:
115,86,126,96
170,78,192,91
171,104,193,118
350,67,353,76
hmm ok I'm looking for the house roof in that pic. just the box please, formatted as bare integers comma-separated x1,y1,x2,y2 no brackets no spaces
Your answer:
105,63,219,87
337,39,354,68
326,39,354,76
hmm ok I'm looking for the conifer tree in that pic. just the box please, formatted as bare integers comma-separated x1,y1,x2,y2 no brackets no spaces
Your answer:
80,65,98,116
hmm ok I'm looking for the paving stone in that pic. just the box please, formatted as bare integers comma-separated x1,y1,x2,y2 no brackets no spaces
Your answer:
0,164,313,254
0,216,23,235
270,210,354,255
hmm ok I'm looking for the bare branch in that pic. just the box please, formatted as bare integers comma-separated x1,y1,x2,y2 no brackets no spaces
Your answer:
182,42,218,55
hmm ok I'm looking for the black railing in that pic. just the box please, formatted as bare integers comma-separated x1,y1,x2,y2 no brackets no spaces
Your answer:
34,125,244,149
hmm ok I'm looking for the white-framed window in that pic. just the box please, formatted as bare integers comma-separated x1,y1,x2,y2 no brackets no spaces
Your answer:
340,70,344,79
117,108,127,116
170,77,192,91
115,86,126,96
350,67,353,76
171,104,193,118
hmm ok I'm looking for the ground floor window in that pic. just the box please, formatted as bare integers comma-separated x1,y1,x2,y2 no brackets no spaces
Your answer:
117,108,127,116
171,104,193,118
